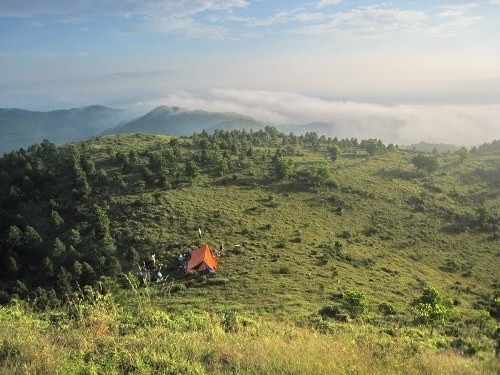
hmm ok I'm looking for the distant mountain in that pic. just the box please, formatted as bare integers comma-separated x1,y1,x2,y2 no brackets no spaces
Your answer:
102,106,266,136
400,141,461,153
0,105,128,154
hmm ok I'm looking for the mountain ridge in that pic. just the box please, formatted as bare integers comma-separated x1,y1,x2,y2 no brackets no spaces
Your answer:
0,105,129,154
101,105,266,136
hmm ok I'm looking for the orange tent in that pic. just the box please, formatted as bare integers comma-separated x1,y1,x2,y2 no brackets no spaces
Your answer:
186,244,219,273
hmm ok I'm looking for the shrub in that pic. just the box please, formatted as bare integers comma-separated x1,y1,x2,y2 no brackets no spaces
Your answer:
318,305,349,321
220,309,238,332
378,302,397,316
341,290,368,319
277,266,291,274
339,230,352,239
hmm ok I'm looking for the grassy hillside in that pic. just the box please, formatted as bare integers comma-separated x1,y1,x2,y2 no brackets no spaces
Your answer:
0,130,499,373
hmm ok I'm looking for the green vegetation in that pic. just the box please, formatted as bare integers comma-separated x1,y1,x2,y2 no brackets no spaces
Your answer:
1,129,500,373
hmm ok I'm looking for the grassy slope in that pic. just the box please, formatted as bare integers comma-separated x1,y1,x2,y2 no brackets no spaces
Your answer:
81,135,498,319
1,133,499,373
1,299,498,375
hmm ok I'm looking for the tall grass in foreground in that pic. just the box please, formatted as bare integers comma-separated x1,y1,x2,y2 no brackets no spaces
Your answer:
0,288,498,375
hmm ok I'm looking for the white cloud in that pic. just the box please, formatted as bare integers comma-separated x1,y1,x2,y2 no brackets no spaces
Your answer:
298,4,482,38
298,6,428,37
439,3,478,18
316,0,343,8
0,1,249,18
137,89,500,146
0,0,249,38
489,0,500,4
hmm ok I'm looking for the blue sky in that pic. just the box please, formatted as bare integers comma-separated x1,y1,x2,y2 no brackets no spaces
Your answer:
1,0,499,144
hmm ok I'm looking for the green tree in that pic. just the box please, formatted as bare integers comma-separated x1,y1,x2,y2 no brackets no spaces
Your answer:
309,163,332,187
52,237,66,258
410,286,454,335
94,205,116,253
411,154,439,174
158,173,171,190
327,145,340,162
80,262,96,285
56,266,73,296
50,210,64,230
12,280,29,299
456,146,469,162
128,149,138,163
105,256,122,277
185,160,200,182
127,246,140,263
73,260,83,280
141,166,155,186
273,157,295,180
364,140,381,156
42,257,54,278
24,225,43,248
81,156,96,175
6,256,19,277
68,228,81,247
216,158,230,177
7,225,23,248
97,168,109,186
341,290,368,319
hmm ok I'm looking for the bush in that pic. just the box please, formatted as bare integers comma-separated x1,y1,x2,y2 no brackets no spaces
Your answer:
318,305,349,321
220,309,238,332
411,154,439,174
339,230,352,239
378,302,397,316
277,266,291,274
341,290,368,319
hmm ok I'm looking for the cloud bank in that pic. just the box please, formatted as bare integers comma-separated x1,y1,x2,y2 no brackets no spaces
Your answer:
135,89,500,146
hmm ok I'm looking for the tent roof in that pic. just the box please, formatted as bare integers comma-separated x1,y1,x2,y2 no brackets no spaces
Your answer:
187,244,219,272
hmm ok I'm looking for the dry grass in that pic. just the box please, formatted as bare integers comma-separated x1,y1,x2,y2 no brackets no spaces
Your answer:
1,300,498,375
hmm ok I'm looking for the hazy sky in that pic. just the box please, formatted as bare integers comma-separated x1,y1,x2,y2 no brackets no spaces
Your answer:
1,0,499,144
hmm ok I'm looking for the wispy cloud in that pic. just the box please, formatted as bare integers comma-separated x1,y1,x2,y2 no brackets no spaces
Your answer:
241,8,326,27
0,1,248,18
1,1,487,39
297,6,428,37
296,4,483,38
135,89,500,146
0,0,249,38
316,0,343,8
439,3,478,19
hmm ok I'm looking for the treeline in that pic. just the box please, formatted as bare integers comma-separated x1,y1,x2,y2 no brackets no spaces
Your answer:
475,139,500,153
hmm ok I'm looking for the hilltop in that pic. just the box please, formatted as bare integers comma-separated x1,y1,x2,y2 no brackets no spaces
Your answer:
0,130,499,373
401,141,462,153
102,106,266,136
